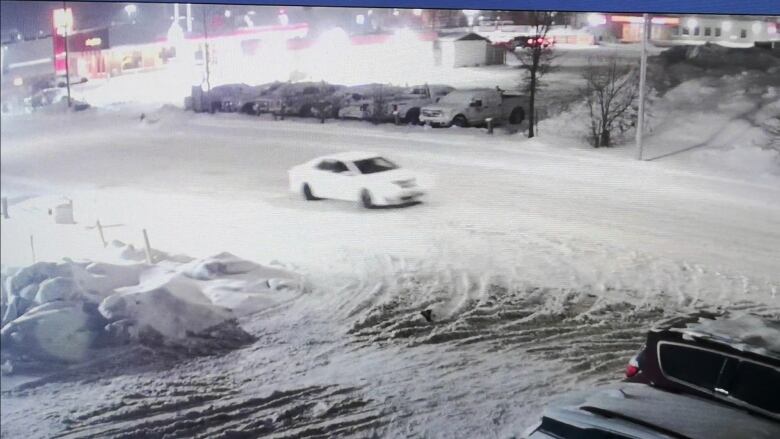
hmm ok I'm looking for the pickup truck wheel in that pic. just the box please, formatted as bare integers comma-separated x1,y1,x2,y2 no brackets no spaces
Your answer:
302,183,320,201
360,189,374,209
405,108,421,125
452,115,468,127
509,107,526,125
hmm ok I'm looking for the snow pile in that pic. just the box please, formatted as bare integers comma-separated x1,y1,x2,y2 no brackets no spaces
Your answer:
535,65,780,180
1,244,304,371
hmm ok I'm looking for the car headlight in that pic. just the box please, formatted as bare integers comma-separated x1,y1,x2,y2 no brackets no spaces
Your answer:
393,179,416,188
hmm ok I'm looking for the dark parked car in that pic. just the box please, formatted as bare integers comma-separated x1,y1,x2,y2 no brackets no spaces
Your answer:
524,382,780,439
511,35,555,49
624,313,779,421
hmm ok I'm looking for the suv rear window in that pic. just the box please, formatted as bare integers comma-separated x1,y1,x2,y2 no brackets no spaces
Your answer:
659,343,726,390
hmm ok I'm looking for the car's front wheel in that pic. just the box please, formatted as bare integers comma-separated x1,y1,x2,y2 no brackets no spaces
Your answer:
360,189,373,209
302,183,320,201
404,107,421,125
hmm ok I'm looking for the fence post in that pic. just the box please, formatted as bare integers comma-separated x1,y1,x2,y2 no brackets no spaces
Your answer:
486,118,494,135
1,197,8,219
142,229,153,264
96,220,107,247
30,235,36,263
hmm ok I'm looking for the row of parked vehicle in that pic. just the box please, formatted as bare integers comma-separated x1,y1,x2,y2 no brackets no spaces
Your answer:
523,313,780,438
191,80,529,128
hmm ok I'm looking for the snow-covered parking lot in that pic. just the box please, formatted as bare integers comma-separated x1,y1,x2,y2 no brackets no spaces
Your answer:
1,74,779,437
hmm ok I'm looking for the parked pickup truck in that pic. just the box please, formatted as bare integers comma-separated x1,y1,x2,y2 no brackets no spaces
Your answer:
385,84,455,124
419,88,527,127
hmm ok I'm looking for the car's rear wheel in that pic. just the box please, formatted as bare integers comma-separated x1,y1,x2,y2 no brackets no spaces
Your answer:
509,107,525,125
302,183,319,201
452,114,468,127
360,189,373,209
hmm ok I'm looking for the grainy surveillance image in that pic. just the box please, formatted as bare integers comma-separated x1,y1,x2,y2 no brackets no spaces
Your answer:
1,2,779,437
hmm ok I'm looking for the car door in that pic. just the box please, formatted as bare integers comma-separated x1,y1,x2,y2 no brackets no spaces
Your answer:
484,93,501,119
328,160,359,201
311,160,338,198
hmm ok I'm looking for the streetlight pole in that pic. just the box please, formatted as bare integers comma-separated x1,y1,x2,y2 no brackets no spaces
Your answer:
636,13,649,160
62,1,72,107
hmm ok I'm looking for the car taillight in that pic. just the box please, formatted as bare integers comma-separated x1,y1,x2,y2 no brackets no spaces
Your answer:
625,356,640,378
527,38,534,45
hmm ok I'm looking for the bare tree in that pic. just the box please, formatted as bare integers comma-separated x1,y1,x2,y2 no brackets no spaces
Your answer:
514,12,556,138
371,84,388,124
582,56,640,147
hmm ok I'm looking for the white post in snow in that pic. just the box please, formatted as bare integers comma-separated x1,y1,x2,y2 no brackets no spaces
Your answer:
636,13,649,161
30,235,36,263
142,229,154,264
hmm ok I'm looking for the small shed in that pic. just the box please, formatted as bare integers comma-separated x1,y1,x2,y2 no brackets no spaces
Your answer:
435,32,490,68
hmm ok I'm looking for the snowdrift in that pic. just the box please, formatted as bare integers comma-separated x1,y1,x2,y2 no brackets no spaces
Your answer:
0,242,305,372
536,57,780,180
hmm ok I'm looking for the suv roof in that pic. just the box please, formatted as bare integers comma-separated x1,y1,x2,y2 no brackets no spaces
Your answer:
650,313,780,361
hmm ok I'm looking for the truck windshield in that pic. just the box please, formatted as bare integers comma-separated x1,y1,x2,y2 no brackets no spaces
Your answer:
438,91,479,105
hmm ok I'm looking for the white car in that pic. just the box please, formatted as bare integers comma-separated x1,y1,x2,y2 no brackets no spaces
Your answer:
288,152,425,208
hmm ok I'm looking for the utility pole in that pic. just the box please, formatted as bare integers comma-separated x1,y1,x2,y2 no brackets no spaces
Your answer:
201,6,211,93
62,1,72,107
636,13,649,160
186,3,193,32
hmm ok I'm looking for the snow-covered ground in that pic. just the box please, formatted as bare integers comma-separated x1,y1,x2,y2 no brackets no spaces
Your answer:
1,56,779,437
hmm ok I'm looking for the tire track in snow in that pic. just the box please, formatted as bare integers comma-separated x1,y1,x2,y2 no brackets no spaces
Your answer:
54,384,383,439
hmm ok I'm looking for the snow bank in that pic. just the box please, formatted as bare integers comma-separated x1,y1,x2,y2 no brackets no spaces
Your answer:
534,63,780,181
658,43,780,72
1,245,305,371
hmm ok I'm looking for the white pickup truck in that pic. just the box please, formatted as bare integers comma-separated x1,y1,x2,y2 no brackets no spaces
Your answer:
419,88,527,127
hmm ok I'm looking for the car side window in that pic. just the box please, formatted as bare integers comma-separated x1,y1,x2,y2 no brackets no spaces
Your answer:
728,360,780,414
332,161,349,173
316,160,334,172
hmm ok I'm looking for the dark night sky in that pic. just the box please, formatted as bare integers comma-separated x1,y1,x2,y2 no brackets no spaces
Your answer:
0,1,172,40
0,2,386,42
3,2,117,37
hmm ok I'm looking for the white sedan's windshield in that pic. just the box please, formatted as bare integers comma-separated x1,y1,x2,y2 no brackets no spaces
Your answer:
353,157,398,174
